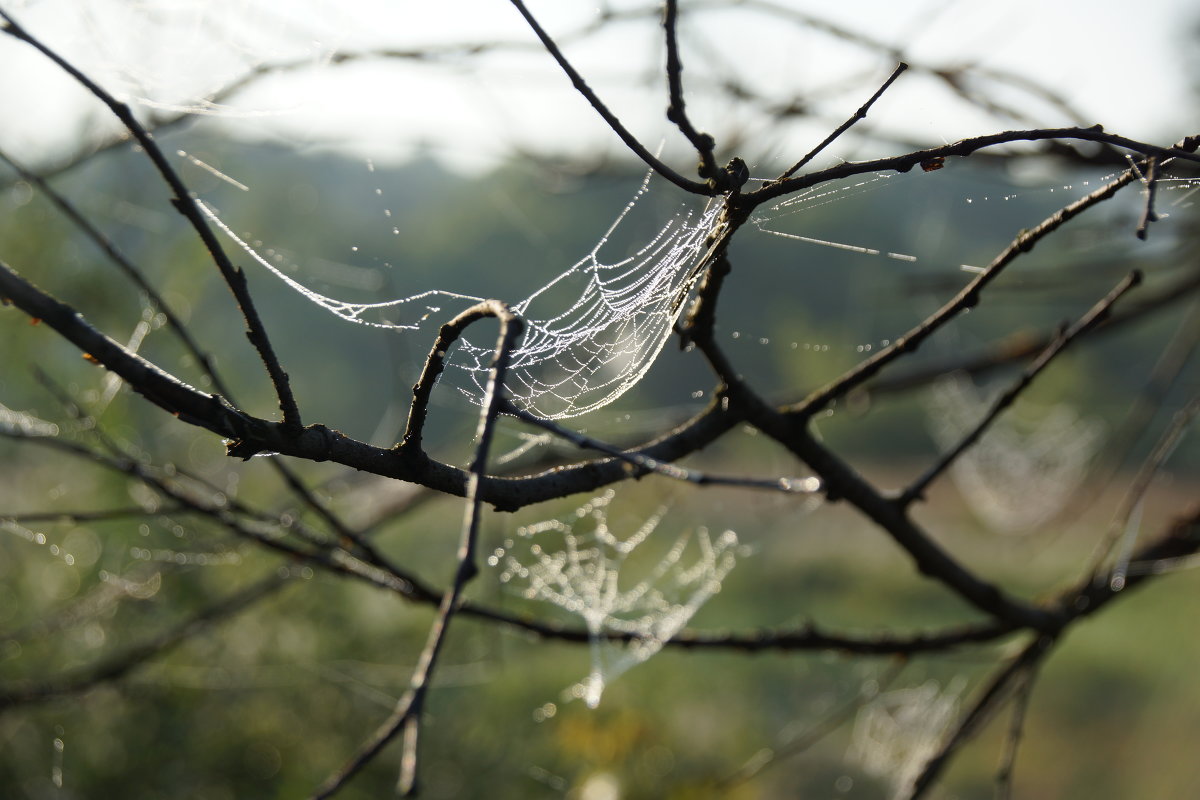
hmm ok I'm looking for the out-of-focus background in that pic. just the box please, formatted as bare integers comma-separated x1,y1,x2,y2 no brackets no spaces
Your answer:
1,2,1198,798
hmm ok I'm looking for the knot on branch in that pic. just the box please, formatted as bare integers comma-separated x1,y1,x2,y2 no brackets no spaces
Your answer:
301,423,336,462
708,157,749,193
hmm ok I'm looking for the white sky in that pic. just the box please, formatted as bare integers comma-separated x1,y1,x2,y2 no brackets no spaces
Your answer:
0,0,1197,174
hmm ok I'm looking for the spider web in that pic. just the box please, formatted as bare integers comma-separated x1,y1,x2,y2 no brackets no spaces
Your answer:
492,490,742,707
202,169,723,419
850,677,965,800
925,375,1105,532
750,171,920,264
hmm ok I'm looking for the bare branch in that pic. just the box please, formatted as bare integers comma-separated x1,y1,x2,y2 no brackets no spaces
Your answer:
789,166,1142,417
994,672,1036,800
0,7,302,428
1135,156,1161,240
662,0,720,183
907,634,1056,800
1,255,745,508
899,270,1143,505
749,129,1200,207
507,0,714,195
312,302,522,799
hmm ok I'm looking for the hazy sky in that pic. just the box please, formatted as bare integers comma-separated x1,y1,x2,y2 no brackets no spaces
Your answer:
0,0,1197,173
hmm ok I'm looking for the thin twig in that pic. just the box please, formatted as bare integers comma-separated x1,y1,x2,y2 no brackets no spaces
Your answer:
311,302,523,799
789,167,1143,417
910,504,1200,798
1102,393,1200,590
662,0,719,183
1,505,190,524
456,606,1018,654
1136,156,1160,240
907,634,1056,800
1057,298,1199,528
507,0,713,195
776,62,908,180
400,302,522,794
0,147,228,395
994,671,1036,800
399,301,519,453
30,364,392,580
0,425,437,602
859,269,1200,399
267,460,410,579
899,270,1142,505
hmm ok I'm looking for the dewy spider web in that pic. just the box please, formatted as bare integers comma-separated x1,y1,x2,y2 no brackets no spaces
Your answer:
925,375,1105,532
851,677,966,800
202,170,723,419
491,490,742,707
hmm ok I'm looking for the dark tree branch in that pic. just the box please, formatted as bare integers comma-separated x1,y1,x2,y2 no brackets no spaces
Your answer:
788,166,1143,417
747,129,1200,207
899,270,1142,505
1136,156,1161,240
0,255,744,509
909,502,1200,799
662,0,720,183
907,634,1056,800
0,8,303,429
507,0,714,195
860,267,1200,399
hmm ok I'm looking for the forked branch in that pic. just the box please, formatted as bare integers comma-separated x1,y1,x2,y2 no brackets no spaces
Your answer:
507,0,714,195
899,270,1143,505
0,7,302,429
662,0,720,183
313,302,523,798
